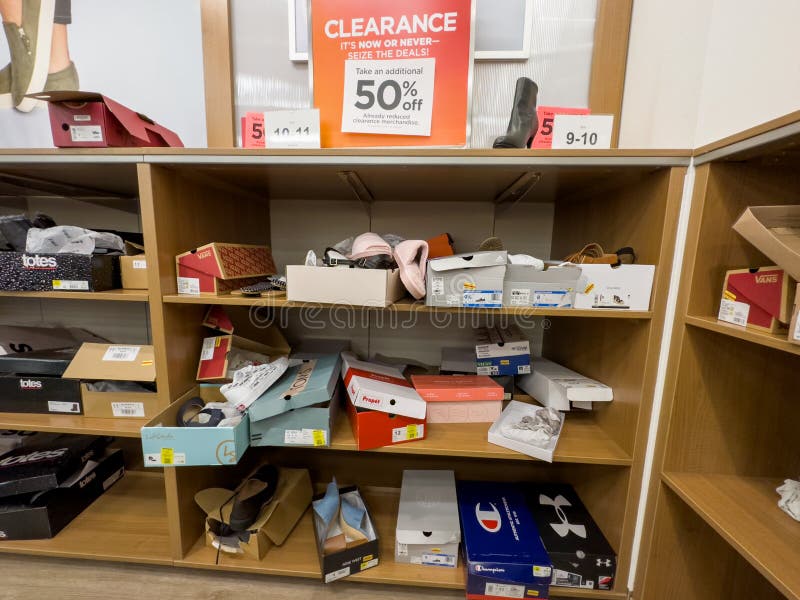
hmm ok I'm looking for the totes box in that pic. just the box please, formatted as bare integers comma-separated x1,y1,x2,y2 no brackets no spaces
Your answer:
0,252,119,292
0,348,82,415
29,91,183,148
176,243,276,295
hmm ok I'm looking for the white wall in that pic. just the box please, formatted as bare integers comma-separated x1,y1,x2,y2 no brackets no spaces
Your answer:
620,0,800,148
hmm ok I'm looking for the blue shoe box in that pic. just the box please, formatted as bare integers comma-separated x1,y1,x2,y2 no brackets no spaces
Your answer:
457,481,552,599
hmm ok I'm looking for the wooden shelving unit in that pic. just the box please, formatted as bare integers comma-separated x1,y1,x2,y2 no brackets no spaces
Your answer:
0,289,148,302
0,412,147,437
635,115,800,599
0,149,688,598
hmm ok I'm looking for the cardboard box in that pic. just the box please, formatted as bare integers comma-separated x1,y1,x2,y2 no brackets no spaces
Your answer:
526,483,617,591
488,400,564,463
248,355,342,448
341,353,427,419
503,264,585,308
197,468,312,560
0,347,82,415
0,448,124,540
410,375,503,423
0,435,110,499
733,205,800,281
439,347,514,399
120,255,148,290
312,485,380,582
475,325,532,376
0,252,119,292
720,266,794,333
30,91,183,147
517,358,613,411
62,343,159,418
196,333,290,382
141,385,249,467
426,251,507,308
287,265,404,307
176,243,276,295
457,480,552,600
790,284,800,346
346,398,426,451
0,325,106,355
395,470,460,567
574,264,655,311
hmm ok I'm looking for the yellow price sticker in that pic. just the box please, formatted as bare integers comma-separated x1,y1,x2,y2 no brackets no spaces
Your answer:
463,282,476,290
407,424,418,440
584,283,595,294
312,430,326,446
160,448,174,465
52,280,62,288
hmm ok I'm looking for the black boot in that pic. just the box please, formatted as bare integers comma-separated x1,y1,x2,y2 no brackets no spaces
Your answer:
493,77,539,149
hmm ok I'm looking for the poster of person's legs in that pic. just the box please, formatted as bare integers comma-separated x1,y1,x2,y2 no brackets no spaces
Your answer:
0,0,207,147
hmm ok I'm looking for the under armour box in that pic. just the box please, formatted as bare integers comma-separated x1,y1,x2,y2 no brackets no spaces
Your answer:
0,348,83,415
0,251,119,292
526,483,616,591
426,251,507,308
395,470,460,567
457,480,552,599
0,448,124,540
176,243,276,295
0,434,110,499
475,325,531,376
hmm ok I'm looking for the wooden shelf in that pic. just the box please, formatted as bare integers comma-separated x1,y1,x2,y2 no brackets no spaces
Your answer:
0,471,171,565
176,486,626,599
0,412,147,437
685,315,800,356
663,472,800,600
162,295,652,319
328,407,632,466
0,289,148,302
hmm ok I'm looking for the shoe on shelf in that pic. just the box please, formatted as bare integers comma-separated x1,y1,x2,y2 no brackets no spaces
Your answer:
564,243,636,266
492,77,539,149
6,0,56,112
393,240,428,300
478,236,505,252
0,64,12,109
228,464,280,531
43,61,79,93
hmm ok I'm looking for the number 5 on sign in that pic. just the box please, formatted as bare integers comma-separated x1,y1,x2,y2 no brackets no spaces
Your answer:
551,114,614,149
263,109,321,149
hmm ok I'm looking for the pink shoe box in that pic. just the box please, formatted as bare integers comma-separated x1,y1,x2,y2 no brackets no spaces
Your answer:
411,375,503,424
427,400,502,424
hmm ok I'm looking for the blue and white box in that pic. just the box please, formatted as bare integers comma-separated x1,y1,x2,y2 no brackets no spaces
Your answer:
426,251,507,308
503,264,585,308
457,480,552,599
475,325,531,376
248,354,341,447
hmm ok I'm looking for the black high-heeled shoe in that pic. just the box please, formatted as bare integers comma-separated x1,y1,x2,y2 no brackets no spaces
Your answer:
493,77,539,149
228,464,280,531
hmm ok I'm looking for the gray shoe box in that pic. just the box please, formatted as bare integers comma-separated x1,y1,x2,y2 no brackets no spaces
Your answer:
426,251,507,308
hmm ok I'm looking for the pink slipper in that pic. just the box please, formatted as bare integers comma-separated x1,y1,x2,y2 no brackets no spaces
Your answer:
349,233,392,259
394,240,429,300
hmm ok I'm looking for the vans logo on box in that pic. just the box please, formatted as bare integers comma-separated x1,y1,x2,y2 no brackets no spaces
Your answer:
21,254,57,270
540,494,587,538
196,250,212,259
755,274,779,284
475,502,502,533
19,379,42,390
475,565,505,574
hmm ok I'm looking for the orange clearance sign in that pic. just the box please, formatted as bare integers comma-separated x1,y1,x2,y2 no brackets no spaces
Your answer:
310,0,474,148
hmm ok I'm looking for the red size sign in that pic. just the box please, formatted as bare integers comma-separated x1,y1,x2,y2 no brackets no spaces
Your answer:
532,106,590,149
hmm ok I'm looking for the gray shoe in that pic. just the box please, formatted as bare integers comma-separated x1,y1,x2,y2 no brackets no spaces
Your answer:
43,61,78,92
0,64,11,109
6,0,56,112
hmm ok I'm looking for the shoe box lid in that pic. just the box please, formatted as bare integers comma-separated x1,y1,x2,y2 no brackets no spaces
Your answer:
62,343,155,383
526,483,616,561
410,375,504,402
428,251,508,273
0,325,106,355
457,480,552,585
248,354,342,422
341,353,426,420
196,334,290,382
504,263,584,286
176,243,276,281
0,434,111,499
516,358,613,411
396,470,460,546
475,325,531,359
0,347,78,376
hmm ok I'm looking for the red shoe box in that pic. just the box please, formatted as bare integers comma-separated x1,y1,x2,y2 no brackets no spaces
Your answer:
345,398,426,451
176,243,276,295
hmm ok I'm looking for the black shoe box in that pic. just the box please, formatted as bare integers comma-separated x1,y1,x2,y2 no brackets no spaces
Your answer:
0,348,82,415
0,252,120,292
526,483,617,591
0,448,124,540
0,435,111,499
312,485,380,583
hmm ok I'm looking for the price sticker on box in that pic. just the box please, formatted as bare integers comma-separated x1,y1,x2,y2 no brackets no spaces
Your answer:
718,298,750,327
552,114,614,149
263,109,321,149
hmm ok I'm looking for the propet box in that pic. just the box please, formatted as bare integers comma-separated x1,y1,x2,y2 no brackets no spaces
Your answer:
0,252,120,292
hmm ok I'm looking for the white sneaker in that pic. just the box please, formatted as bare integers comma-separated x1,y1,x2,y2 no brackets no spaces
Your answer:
221,357,289,412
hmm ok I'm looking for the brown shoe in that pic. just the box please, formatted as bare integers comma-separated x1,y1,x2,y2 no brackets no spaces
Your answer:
564,243,635,265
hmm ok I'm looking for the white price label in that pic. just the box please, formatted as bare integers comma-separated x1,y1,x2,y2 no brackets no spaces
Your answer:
102,345,141,362
718,298,750,327
509,288,531,306
112,402,145,417
396,542,409,557
484,582,525,598
342,58,435,136
200,337,216,361
263,109,321,149
432,276,444,296
177,276,200,295
325,566,350,583
132,259,147,270
463,290,502,308
70,125,103,142
532,290,570,307
52,279,89,290
48,401,80,413
422,553,456,567
552,114,614,149
392,424,424,443
794,312,800,341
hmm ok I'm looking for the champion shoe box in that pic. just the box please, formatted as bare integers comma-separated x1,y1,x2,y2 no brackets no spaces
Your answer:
249,354,342,448
0,348,82,415
141,384,250,467
395,470,460,567
0,251,120,292
457,480,552,600
475,325,531,377
526,484,617,591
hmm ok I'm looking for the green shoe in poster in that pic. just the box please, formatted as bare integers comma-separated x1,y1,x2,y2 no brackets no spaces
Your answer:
6,0,56,113
43,61,78,93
